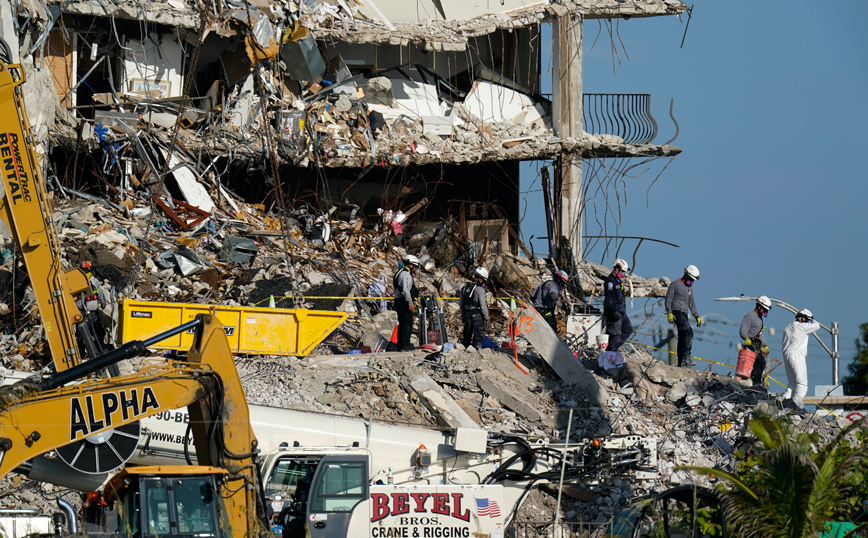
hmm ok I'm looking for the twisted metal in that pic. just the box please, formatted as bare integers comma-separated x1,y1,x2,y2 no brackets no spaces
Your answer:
583,93,658,144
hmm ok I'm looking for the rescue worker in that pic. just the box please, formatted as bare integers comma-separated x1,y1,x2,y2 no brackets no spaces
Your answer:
393,255,420,352
459,267,490,350
531,270,568,332
739,296,772,389
665,265,703,367
77,261,106,313
781,308,820,411
604,259,632,352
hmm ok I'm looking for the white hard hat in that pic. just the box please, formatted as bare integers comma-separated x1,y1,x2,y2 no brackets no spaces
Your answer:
684,264,700,280
404,254,421,266
798,308,813,320
554,270,568,283
756,295,772,311
474,266,489,280
613,259,629,272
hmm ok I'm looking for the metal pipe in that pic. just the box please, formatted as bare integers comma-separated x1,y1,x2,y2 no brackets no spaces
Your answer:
41,318,202,391
56,499,78,534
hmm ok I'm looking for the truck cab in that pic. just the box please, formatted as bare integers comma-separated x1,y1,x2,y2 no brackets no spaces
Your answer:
103,465,229,537
263,449,369,538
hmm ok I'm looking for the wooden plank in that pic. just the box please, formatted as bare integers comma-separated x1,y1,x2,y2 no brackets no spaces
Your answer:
507,224,533,258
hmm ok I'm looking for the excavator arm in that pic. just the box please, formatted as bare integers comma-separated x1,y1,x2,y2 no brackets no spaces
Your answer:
0,39,91,371
0,314,267,538
0,363,209,477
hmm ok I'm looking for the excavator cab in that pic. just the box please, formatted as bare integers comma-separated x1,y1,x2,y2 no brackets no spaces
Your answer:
103,466,228,538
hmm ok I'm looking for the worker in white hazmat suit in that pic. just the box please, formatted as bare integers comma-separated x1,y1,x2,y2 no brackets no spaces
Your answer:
781,308,820,411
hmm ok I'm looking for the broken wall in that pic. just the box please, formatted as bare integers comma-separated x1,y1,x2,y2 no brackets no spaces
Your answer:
324,27,541,96
122,33,185,98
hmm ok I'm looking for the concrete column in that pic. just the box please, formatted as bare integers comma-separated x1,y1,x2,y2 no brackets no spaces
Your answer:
552,13,583,264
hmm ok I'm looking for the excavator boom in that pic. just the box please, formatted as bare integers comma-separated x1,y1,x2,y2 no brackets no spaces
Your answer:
0,40,91,371
0,314,269,538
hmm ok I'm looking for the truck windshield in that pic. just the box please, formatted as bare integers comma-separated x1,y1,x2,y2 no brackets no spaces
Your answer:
265,457,320,502
141,476,219,538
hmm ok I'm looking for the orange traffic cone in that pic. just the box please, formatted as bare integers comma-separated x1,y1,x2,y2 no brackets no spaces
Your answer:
386,322,399,351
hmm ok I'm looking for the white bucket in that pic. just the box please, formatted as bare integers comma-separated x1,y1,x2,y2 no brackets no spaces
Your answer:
596,334,609,350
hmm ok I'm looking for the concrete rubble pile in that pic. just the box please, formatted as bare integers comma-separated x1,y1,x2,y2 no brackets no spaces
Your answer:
0,193,848,528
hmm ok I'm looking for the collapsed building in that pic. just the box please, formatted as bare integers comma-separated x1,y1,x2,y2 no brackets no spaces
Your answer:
13,1,836,536
5,0,684,281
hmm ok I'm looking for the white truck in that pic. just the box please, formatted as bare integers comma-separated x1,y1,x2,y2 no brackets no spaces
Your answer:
136,405,657,537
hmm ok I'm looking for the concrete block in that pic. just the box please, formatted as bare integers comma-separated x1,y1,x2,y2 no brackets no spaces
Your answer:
454,399,483,424
514,308,607,405
666,382,688,403
477,376,541,423
404,367,479,429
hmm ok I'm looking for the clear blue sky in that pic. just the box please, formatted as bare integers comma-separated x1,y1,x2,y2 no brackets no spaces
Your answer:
519,1,868,396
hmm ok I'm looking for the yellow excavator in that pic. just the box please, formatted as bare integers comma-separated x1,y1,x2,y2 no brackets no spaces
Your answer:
0,37,113,373
0,313,271,538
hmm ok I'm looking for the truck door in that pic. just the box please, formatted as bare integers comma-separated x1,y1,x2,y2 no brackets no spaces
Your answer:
306,455,368,538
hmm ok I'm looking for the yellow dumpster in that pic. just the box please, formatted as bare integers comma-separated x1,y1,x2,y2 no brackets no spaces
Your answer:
119,299,348,356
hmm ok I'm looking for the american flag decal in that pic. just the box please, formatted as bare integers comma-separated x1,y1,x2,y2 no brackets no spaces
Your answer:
475,498,501,518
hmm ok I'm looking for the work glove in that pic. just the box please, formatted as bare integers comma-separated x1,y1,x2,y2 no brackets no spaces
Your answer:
484,319,490,329
696,316,703,327
761,346,770,357
667,313,675,324
743,338,752,347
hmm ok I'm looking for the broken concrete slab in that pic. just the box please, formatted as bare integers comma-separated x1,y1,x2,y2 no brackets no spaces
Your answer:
404,366,479,429
514,308,607,405
453,399,483,424
477,375,541,423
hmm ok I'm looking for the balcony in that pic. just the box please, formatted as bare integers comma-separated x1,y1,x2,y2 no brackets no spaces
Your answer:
583,93,661,145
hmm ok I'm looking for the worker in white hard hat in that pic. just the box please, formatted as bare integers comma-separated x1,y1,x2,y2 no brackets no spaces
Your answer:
603,259,633,352
781,308,820,411
665,265,703,367
739,295,773,389
459,266,490,350
531,269,569,332
393,255,420,352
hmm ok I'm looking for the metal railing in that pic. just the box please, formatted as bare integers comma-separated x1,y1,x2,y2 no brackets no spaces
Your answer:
513,520,607,538
583,93,658,144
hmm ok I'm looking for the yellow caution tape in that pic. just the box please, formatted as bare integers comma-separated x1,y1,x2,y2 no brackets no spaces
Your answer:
632,342,840,417
630,342,735,369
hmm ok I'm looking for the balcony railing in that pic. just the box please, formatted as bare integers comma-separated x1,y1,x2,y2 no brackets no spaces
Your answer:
583,93,658,144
